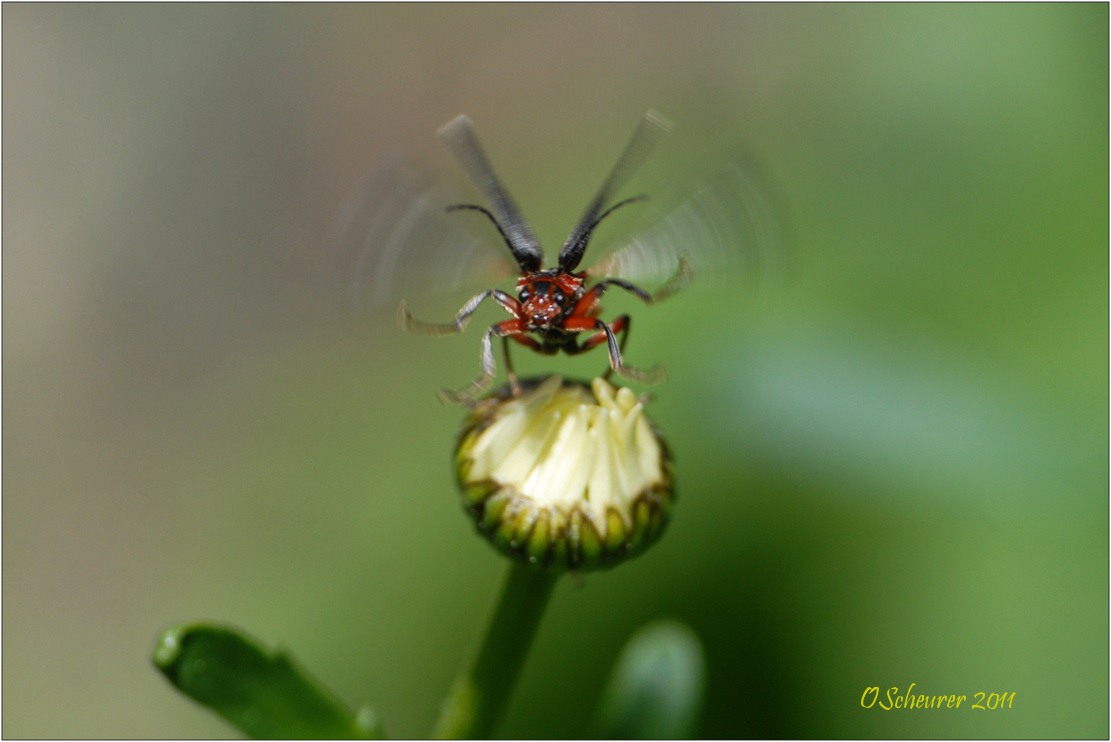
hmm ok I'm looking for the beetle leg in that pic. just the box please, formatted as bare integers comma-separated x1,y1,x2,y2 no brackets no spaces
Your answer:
575,256,693,315
597,319,665,385
399,289,519,337
500,335,520,396
502,334,548,396
652,255,693,302
581,314,627,352
564,316,665,385
509,334,544,351
438,318,529,405
581,315,630,381
501,336,522,396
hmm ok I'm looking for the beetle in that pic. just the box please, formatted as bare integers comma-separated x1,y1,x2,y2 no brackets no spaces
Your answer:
399,111,691,404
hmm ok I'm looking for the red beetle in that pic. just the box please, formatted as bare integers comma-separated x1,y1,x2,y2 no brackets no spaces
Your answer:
400,111,691,404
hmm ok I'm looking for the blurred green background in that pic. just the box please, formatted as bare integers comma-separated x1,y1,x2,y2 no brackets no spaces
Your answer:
4,4,1106,738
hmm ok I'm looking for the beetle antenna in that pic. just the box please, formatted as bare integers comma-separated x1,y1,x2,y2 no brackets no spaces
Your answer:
439,115,544,272
445,203,517,256
558,111,672,272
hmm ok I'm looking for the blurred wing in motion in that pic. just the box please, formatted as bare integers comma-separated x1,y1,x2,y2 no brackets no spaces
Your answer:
559,110,673,272
438,115,543,272
322,160,517,315
586,158,790,295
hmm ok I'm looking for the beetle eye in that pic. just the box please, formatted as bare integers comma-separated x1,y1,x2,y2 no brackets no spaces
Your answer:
518,289,530,303
553,289,565,305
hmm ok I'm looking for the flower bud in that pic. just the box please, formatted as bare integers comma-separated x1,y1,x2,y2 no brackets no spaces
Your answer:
454,376,674,572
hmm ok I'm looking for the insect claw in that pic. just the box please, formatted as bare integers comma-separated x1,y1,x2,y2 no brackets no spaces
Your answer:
399,301,464,337
614,363,667,386
398,300,450,336
650,256,693,303
507,371,523,397
396,300,412,329
437,373,495,406
436,387,470,406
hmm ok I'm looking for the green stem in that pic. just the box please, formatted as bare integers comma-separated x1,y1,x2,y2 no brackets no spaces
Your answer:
433,563,560,739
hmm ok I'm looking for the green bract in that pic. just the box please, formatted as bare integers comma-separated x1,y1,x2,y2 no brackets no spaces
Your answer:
455,376,674,572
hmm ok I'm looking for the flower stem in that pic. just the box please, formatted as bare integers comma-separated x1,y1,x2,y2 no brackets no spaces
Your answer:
433,563,560,739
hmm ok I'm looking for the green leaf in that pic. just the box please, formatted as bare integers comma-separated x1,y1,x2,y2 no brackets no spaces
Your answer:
593,620,706,739
152,622,384,739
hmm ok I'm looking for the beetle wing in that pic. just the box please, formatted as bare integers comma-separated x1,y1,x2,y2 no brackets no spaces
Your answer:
558,110,672,272
586,158,790,295
439,115,544,272
322,160,518,316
